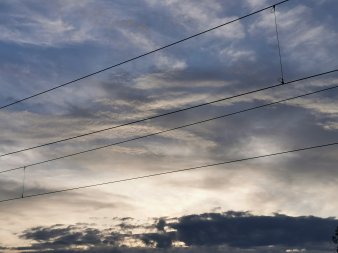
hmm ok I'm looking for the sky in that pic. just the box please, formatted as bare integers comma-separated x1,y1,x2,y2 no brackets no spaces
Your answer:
0,0,338,252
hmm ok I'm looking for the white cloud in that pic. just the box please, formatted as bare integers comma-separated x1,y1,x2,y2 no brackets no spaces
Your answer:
145,0,245,40
245,0,270,10
0,7,94,46
134,72,230,90
220,47,256,63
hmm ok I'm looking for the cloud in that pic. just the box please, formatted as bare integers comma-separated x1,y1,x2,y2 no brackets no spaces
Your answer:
245,0,270,10
0,1,93,46
10,212,338,252
170,212,337,248
140,232,175,248
145,0,246,40
19,225,104,251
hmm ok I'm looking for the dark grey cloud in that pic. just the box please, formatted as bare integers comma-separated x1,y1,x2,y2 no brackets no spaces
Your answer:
140,232,175,248
12,211,338,252
170,212,337,248
20,225,103,251
155,218,166,232
22,225,73,242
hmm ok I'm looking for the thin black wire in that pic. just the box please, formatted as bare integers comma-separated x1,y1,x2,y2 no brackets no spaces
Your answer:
273,5,285,84
0,140,337,203
21,167,26,198
1,68,336,159
0,0,291,111
1,72,338,175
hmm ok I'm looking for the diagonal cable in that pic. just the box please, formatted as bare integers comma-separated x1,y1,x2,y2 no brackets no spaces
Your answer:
0,0,291,111
1,73,337,175
0,140,337,203
1,69,336,159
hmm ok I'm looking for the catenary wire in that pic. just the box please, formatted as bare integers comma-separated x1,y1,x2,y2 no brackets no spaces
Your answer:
1,72,338,174
1,68,336,159
0,140,337,203
0,0,291,111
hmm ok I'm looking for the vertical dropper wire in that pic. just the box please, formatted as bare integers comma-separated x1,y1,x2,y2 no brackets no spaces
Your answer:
273,5,285,84
21,167,26,198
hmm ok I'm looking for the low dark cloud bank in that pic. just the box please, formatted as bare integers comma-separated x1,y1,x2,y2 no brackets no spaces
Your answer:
9,211,337,252
171,212,336,248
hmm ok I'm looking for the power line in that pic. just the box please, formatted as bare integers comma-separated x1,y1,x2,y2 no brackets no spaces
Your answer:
1,73,338,175
0,0,291,111
1,68,336,159
1,140,337,203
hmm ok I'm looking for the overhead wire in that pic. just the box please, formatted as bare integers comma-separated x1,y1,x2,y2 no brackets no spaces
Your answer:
273,5,285,84
0,0,291,111
21,167,26,198
1,69,338,175
1,140,337,203
1,68,337,159
0,0,336,205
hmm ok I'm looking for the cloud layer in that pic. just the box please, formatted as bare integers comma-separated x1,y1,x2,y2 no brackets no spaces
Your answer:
5,211,337,252
0,0,337,251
